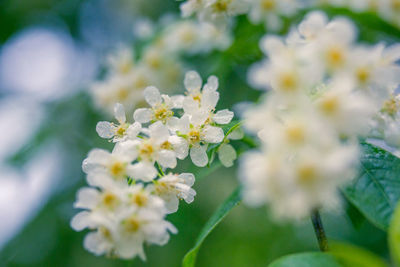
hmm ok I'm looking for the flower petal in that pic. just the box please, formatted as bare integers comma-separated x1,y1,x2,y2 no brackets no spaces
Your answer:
133,108,152,123
144,86,162,106
203,125,224,143
157,150,177,168
96,121,116,139
126,122,142,139
169,136,189,160
184,70,202,92
71,211,92,231
218,143,237,167
114,103,126,123
149,121,170,144
213,109,234,124
74,187,99,209
178,173,195,186
190,145,208,167
203,75,218,91
127,162,157,181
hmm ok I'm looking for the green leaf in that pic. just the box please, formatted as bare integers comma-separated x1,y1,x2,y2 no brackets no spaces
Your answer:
329,241,387,267
342,143,400,230
182,187,242,267
389,201,400,266
269,252,343,267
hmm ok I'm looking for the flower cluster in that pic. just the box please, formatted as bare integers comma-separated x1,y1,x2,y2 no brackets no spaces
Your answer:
314,0,400,28
241,11,400,220
72,71,236,259
180,0,400,30
90,18,231,115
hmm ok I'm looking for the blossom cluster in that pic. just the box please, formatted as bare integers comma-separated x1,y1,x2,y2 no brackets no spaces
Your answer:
71,71,237,259
240,11,400,220
90,18,231,115
314,0,400,28
180,0,400,30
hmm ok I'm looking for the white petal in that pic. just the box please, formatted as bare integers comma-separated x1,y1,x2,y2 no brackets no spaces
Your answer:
228,127,244,140
126,122,142,139
157,150,177,168
144,86,162,106
127,162,157,181
201,90,219,110
190,145,208,167
170,95,184,108
164,197,179,214
213,109,234,124
113,140,138,161
203,75,218,91
114,103,126,123
74,187,99,209
84,232,110,256
218,143,237,168
96,121,116,139
166,116,181,132
184,70,202,92
183,96,199,115
203,125,224,143
149,121,170,144
178,173,195,186
71,211,91,231
177,114,190,134
169,136,189,159
82,149,110,174
190,108,209,126
133,108,152,123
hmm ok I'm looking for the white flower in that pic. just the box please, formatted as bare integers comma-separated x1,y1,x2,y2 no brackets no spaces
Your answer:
246,0,302,31
134,86,183,126
175,114,224,166
129,121,184,181
313,80,376,136
162,20,232,54
113,207,177,260
97,103,142,142
107,46,135,76
149,173,196,213
240,143,359,220
82,142,138,184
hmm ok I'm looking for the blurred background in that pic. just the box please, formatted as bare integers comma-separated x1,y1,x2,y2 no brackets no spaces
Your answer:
0,0,396,266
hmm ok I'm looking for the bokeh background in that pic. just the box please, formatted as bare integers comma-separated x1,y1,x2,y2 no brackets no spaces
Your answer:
0,0,397,266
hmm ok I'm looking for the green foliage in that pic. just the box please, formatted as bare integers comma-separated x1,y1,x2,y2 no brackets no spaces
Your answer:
342,143,400,231
389,201,400,266
329,241,387,267
182,187,242,267
269,252,343,267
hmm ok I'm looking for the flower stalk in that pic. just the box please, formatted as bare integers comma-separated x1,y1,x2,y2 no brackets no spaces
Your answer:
311,210,329,252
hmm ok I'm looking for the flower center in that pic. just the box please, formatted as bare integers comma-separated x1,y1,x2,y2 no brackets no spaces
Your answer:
188,130,201,144
160,141,173,150
139,142,155,159
117,87,129,101
285,124,305,145
109,161,126,177
356,67,371,84
297,164,318,184
392,0,400,11
319,95,339,115
261,0,275,10
154,105,174,122
326,46,345,68
102,192,119,209
278,72,298,92
132,192,148,207
213,0,231,12
124,216,141,233
99,226,112,240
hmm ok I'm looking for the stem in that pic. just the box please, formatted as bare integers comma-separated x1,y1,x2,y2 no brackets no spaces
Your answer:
311,210,329,252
